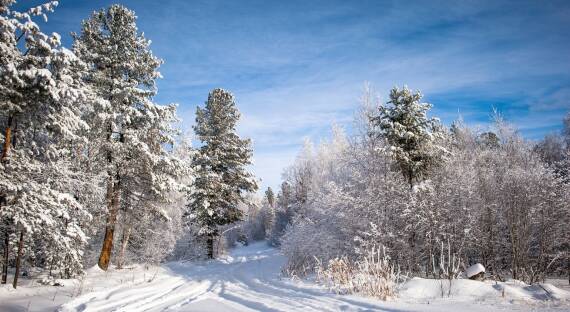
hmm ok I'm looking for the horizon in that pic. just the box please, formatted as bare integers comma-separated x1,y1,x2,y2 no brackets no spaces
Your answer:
16,0,570,192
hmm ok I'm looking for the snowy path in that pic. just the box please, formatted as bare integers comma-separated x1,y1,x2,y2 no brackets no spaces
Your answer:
54,242,567,312
59,242,398,311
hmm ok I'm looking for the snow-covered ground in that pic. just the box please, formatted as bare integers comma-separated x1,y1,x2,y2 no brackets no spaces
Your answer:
1,242,569,311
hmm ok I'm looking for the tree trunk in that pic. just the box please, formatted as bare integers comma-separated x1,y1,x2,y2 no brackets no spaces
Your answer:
116,223,132,269
206,235,214,259
1,226,9,284
98,176,121,271
0,116,14,213
1,115,13,162
12,229,24,289
410,231,416,273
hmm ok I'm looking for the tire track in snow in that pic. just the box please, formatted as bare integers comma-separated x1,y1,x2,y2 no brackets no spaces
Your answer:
59,242,394,312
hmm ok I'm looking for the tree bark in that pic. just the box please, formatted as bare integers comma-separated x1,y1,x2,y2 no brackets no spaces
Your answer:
206,235,214,259
116,223,132,269
12,228,24,289
1,115,13,162
98,175,121,271
1,225,9,284
0,116,14,213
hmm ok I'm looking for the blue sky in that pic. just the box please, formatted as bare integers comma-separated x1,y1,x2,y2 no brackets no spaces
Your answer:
17,0,570,191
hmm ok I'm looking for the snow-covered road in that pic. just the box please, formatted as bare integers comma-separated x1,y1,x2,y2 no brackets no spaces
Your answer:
52,242,568,312
59,242,396,311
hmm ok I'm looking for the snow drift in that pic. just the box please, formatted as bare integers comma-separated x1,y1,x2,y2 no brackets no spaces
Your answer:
1,242,568,312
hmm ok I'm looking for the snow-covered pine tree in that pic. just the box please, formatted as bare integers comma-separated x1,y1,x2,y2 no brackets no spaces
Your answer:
186,89,257,259
370,86,445,188
114,102,183,268
563,112,570,149
263,187,276,236
0,1,92,287
73,4,178,270
268,181,293,246
265,187,275,209
369,86,447,273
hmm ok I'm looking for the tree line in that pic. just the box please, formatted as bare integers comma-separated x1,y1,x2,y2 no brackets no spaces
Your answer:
266,85,569,285
0,2,256,288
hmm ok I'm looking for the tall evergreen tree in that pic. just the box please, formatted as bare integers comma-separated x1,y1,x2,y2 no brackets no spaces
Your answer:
265,187,275,208
0,1,91,287
73,4,178,270
563,112,570,152
186,88,257,259
370,86,445,188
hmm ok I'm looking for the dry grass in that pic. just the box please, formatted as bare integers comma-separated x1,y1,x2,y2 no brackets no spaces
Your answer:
315,246,401,300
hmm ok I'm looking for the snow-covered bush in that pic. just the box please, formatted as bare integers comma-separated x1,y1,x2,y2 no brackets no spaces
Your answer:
280,182,360,276
315,246,401,300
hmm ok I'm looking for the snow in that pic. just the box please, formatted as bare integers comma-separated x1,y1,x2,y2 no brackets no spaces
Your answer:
1,242,568,312
399,277,570,305
465,263,485,278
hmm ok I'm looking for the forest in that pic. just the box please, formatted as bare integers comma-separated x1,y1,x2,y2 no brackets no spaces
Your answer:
0,1,569,311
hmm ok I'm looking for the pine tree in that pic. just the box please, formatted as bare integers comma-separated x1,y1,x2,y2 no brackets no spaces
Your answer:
0,1,91,287
479,132,500,149
114,101,182,268
370,86,445,188
186,89,257,259
262,187,276,238
563,112,570,149
73,4,177,270
268,181,294,246
265,187,275,208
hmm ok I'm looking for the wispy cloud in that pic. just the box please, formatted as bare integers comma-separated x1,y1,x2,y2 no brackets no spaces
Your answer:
25,0,570,191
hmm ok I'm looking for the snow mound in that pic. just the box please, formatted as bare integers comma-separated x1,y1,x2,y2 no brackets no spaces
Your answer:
464,263,485,278
399,277,570,304
541,283,570,301
84,264,105,274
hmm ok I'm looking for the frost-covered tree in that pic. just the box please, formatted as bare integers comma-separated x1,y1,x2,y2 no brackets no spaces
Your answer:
467,119,569,282
478,131,500,149
262,187,276,237
186,88,257,259
563,112,570,148
276,86,569,284
268,181,294,246
0,1,91,287
240,195,269,243
167,135,208,262
534,134,567,177
265,187,275,209
112,101,183,268
73,4,180,270
370,86,445,188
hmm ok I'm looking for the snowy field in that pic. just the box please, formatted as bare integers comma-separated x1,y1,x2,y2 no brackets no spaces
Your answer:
1,242,569,312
